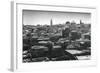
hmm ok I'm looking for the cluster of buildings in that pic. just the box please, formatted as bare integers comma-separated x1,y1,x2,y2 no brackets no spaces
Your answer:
23,19,91,62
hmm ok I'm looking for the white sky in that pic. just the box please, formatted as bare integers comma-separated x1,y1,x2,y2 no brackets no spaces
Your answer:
23,10,91,25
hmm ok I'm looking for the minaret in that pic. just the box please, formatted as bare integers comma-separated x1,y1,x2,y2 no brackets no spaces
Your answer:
80,20,83,24
50,19,53,26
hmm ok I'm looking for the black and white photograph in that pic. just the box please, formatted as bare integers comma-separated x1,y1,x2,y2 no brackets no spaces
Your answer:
22,10,91,63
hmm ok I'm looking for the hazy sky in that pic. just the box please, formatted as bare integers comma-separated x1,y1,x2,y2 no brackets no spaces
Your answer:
23,10,91,25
